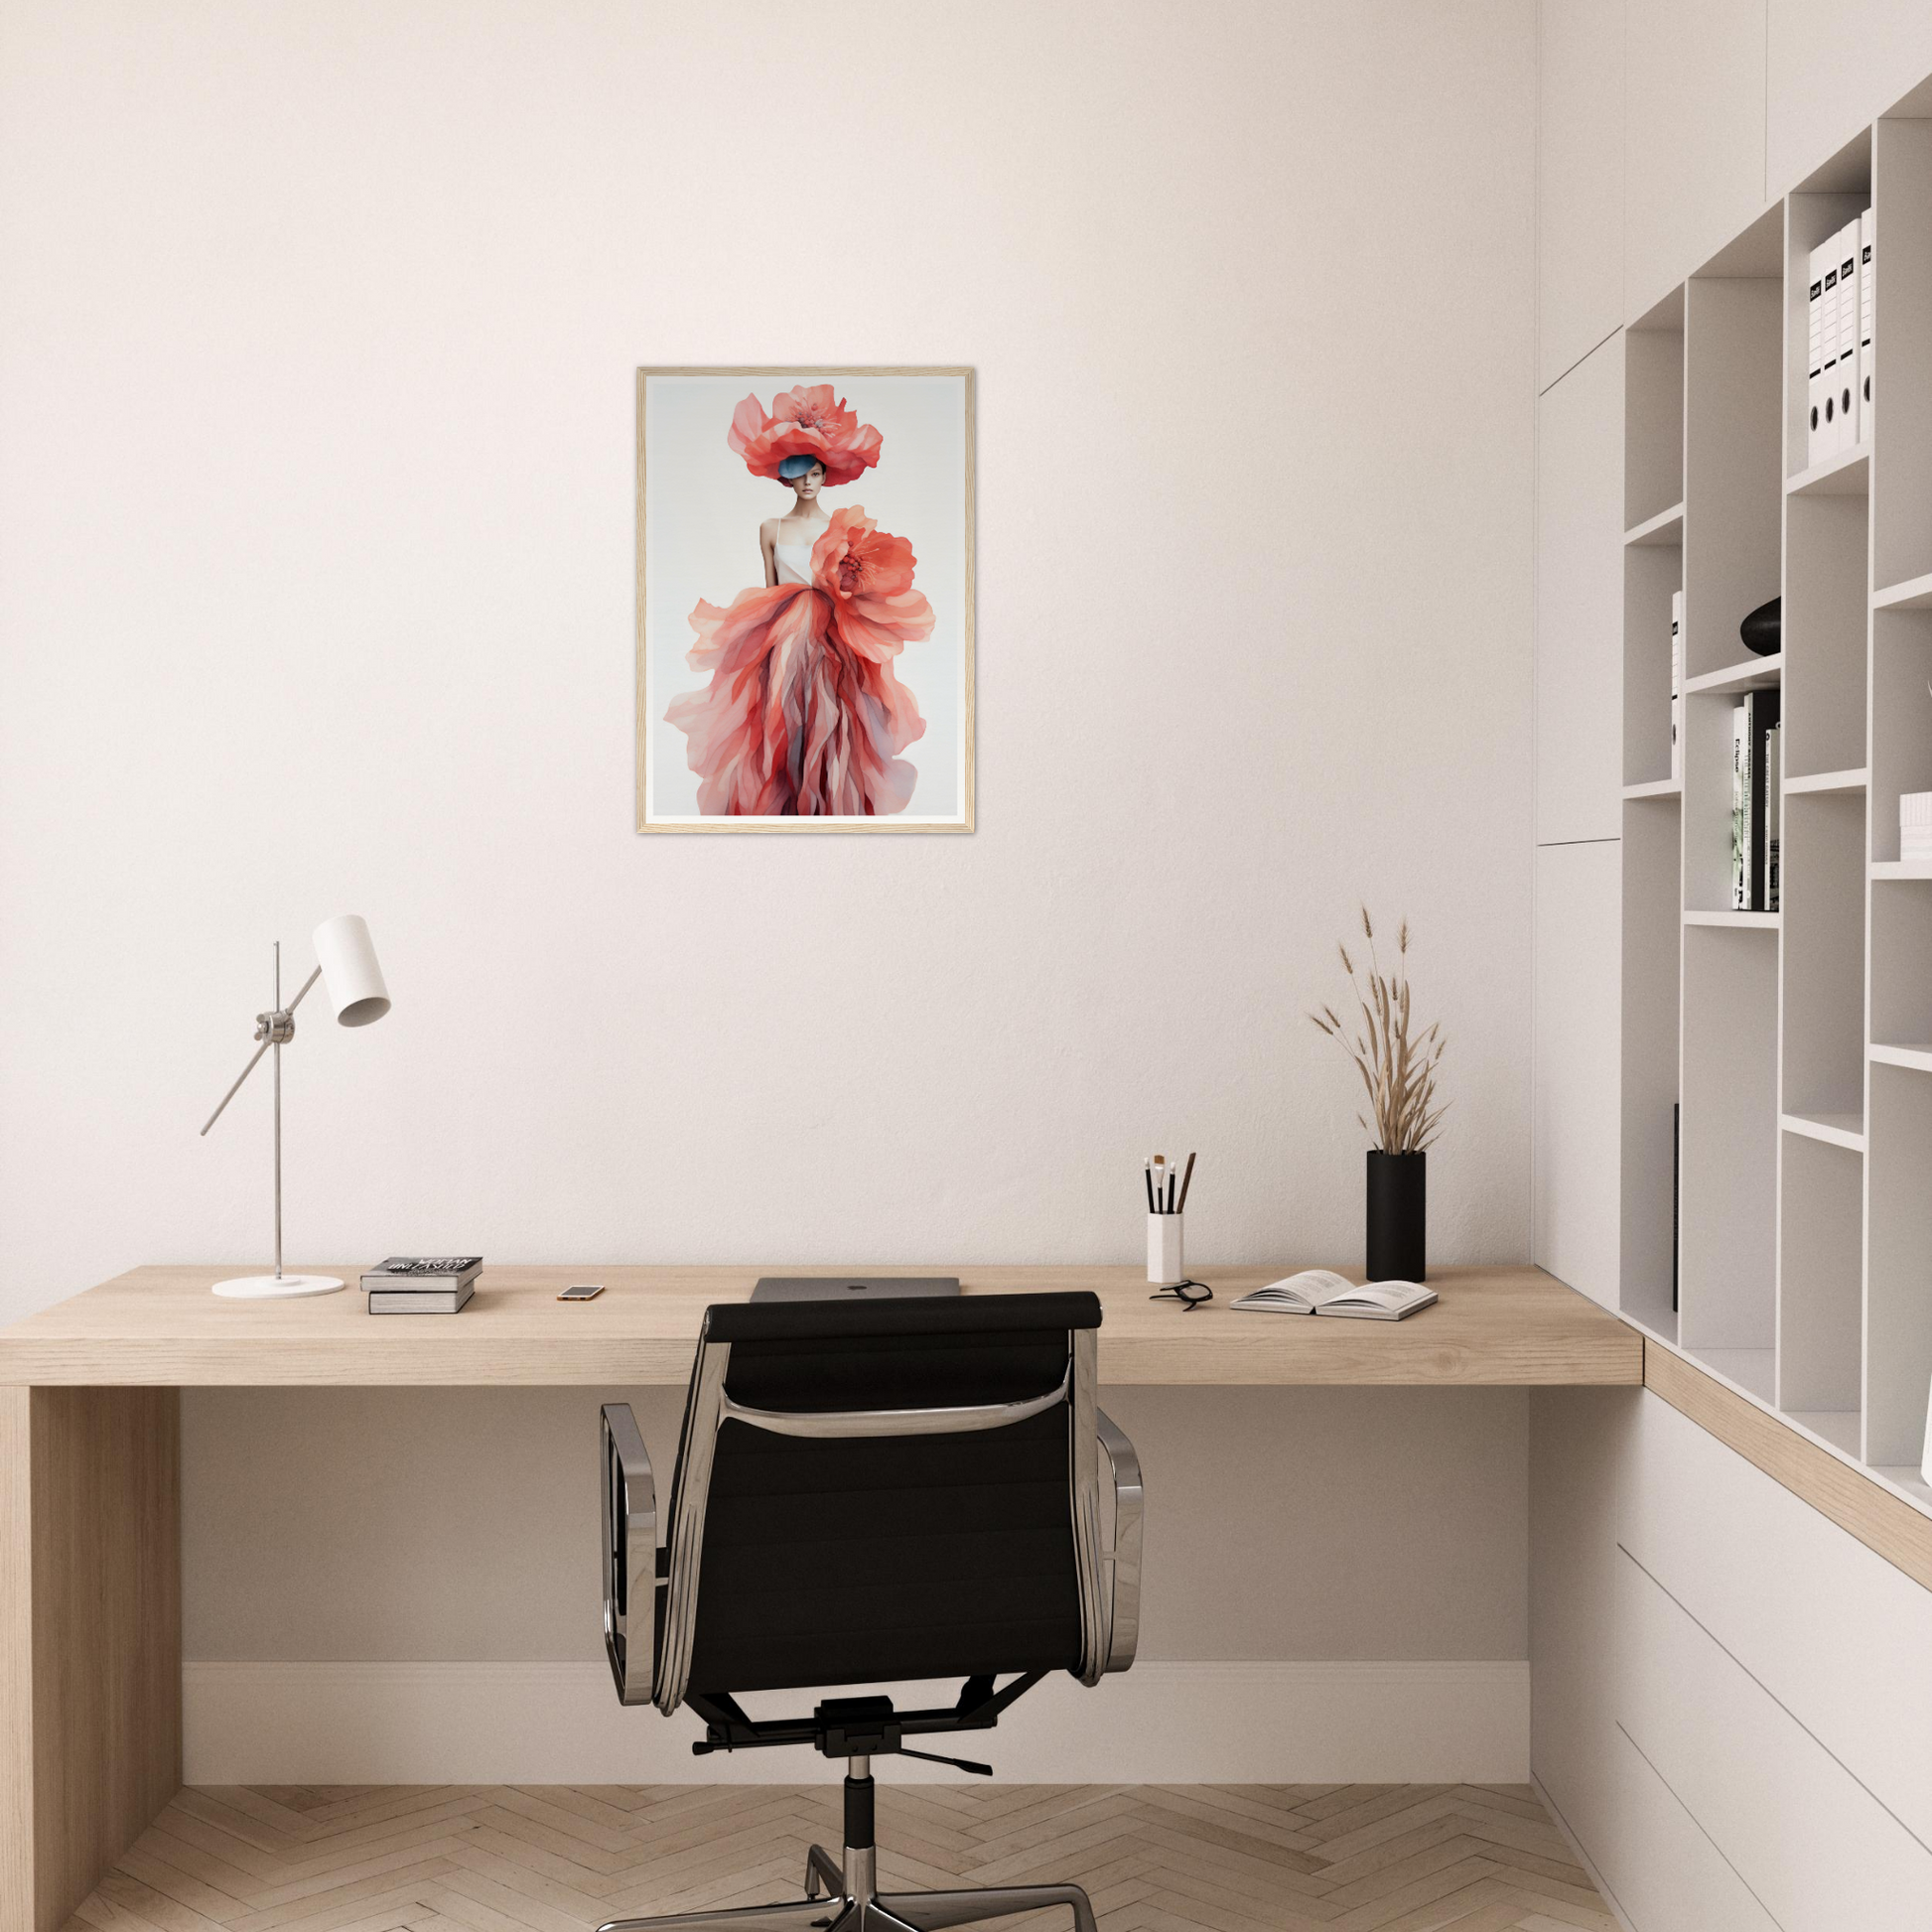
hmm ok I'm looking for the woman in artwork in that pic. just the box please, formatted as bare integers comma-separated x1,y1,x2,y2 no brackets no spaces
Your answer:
666,385,934,816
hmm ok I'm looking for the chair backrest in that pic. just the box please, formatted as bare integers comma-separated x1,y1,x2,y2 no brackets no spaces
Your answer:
652,1291,1107,1713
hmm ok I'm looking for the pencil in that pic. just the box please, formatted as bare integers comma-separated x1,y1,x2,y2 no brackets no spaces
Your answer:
1176,1151,1197,1213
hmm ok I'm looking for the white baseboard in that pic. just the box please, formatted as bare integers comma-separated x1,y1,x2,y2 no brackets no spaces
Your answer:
183,1660,1528,1786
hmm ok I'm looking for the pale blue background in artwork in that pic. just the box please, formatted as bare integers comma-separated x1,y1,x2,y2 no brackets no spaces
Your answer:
643,370,969,823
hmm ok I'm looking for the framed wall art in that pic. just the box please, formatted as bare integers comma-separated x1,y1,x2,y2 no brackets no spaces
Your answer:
636,366,975,832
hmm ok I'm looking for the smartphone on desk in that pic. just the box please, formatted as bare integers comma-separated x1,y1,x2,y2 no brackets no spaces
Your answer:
558,1283,605,1301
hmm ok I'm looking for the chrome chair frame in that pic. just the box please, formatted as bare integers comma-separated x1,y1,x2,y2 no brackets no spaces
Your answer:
597,1318,1143,1932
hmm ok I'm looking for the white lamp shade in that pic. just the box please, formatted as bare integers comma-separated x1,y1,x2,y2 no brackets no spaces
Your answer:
312,914,390,1027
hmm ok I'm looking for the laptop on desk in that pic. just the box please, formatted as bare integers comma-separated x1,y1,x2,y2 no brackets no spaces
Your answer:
751,1276,961,1303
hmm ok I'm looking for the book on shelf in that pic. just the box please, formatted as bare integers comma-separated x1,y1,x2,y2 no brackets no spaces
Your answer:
368,1282,475,1315
1670,591,1683,781
1229,1271,1437,1320
360,1256,483,1291
1729,692,1781,911
1747,690,1780,910
1765,720,1781,912
1730,703,1749,907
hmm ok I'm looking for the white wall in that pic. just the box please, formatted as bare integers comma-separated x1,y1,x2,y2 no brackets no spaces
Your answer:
0,0,1537,1311
0,1,1540,1769
182,1384,1530,1663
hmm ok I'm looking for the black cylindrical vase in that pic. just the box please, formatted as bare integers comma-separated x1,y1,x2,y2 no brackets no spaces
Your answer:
1366,1150,1426,1282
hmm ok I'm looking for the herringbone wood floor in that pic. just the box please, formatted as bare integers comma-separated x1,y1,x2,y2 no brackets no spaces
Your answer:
65,1784,1617,1932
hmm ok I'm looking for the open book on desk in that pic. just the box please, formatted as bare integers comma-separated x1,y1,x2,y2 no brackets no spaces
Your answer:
1230,1270,1437,1320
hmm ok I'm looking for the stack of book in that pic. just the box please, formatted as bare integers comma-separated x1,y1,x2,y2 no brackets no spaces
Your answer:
361,1256,483,1313
1729,692,1781,911
1807,209,1873,465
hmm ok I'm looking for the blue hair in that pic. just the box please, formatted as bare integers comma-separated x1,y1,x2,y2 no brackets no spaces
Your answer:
777,452,824,481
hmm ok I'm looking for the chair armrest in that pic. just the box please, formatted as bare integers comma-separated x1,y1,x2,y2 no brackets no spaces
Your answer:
601,1403,657,1707
1095,1407,1143,1673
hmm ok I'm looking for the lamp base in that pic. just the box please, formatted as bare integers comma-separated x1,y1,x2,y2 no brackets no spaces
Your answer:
211,1273,345,1300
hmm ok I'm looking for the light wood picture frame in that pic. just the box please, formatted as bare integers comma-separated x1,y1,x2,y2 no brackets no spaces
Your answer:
635,366,975,833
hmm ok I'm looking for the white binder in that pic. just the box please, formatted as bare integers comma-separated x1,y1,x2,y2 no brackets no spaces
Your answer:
1836,220,1861,456
1808,239,1831,467
1822,229,1845,456
1860,207,1874,446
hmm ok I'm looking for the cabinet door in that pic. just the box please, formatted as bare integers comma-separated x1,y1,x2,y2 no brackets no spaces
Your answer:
1625,0,1769,317
1537,337,1624,845
1768,0,1932,196
1534,839,1621,1308
1538,0,1624,390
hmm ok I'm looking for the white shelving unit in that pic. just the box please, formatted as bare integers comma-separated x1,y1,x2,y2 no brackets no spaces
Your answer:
1619,104,1932,1515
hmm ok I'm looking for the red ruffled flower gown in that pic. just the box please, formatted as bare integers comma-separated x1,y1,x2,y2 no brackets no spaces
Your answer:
666,505,934,816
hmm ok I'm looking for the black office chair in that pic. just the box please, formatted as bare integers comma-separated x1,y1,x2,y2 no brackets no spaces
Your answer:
597,1291,1143,1932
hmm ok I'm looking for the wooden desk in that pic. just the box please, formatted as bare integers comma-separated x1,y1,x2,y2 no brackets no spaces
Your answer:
0,1263,1635,1932
0,1261,1637,1387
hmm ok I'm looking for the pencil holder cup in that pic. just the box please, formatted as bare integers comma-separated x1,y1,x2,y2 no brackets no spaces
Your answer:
1148,1213,1184,1286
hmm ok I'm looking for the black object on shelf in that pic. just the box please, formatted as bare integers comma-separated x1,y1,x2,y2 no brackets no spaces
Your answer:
1672,1102,1680,1314
1740,595,1781,657
1366,1150,1426,1282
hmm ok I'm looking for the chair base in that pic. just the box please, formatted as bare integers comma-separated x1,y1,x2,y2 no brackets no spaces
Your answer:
597,1845,1098,1932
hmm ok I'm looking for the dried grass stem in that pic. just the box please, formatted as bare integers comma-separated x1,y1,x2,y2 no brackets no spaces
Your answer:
1309,906,1449,1154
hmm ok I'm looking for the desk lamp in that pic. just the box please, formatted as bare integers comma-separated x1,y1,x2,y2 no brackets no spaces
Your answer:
200,913,391,1299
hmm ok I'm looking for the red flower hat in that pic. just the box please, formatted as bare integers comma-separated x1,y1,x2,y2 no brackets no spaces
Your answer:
728,384,884,486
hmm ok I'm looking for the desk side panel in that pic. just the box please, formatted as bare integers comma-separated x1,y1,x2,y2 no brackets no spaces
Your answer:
1,1390,31,1932
28,1388,182,1932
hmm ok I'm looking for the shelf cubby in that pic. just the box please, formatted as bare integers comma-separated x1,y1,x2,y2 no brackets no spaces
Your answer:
1869,873,1932,1050
1625,288,1684,532
1784,494,1868,777
1777,1132,1863,1427
1622,538,1681,788
1678,925,1778,1362
1683,244,1782,684
1781,791,1866,1119
1872,115,1932,594
1869,607,1932,861
1619,792,1683,1341
1866,1062,1932,1466
1683,677,1780,914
